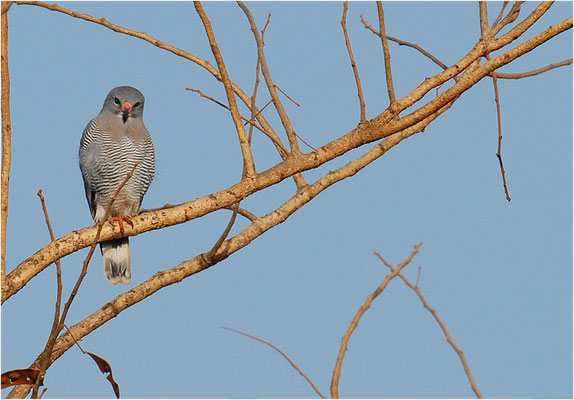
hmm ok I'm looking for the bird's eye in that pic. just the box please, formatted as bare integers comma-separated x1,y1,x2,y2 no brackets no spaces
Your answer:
133,102,141,108
114,98,121,105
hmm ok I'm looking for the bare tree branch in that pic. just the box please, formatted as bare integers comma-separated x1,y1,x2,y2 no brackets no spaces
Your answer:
479,0,511,201
479,1,490,37
376,1,397,106
7,98,454,398
341,2,367,123
222,327,326,398
491,66,511,201
374,251,483,398
194,1,257,178
491,1,526,37
361,14,449,71
330,243,423,398
495,59,572,78
1,1,13,289
238,1,302,155
3,13,570,305
362,12,570,81
493,1,509,28
32,190,63,399
247,14,269,144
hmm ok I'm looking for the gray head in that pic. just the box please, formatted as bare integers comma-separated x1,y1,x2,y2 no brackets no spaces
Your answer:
101,86,145,123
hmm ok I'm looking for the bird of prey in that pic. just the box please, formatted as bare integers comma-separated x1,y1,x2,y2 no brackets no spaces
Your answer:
79,86,155,284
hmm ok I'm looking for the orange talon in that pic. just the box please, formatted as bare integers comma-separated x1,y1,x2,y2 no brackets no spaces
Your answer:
108,216,132,234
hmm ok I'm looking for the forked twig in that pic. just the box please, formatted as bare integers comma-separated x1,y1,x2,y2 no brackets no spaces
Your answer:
222,327,326,398
374,251,483,398
341,1,367,123
330,243,422,398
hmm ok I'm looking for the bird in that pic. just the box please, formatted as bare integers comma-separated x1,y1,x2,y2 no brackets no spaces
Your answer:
79,86,155,285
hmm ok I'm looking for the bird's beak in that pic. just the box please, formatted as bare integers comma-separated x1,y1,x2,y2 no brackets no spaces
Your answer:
121,102,132,123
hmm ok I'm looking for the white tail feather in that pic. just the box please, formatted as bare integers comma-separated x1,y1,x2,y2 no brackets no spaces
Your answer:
101,238,131,285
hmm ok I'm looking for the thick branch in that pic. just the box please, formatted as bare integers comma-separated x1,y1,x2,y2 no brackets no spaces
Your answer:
330,243,423,398
3,13,570,304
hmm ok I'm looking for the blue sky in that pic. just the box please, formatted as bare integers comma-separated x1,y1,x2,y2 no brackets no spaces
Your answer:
1,1,572,398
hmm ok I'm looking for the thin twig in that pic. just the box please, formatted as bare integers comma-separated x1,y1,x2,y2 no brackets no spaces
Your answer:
247,14,269,144
222,327,326,398
238,1,302,155
341,1,367,123
31,190,64,399
1,1,13,291
274,84,300,107
194,1,257,178
203,202,240,263
376,1,397,106
491,66,511,201
495,59,572,79
186,88,272,143
330,243,422,398
479,0,511,201
361,14,448,71
374,251,483,398
415,266,422,287
64,324,87,354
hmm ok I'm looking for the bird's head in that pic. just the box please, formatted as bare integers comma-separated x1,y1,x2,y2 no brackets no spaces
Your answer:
103,86,145,123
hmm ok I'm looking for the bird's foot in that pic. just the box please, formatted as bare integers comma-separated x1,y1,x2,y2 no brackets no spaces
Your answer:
108,217,133,234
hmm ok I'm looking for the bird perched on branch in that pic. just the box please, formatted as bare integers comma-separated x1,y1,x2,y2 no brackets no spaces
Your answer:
79,86,155,285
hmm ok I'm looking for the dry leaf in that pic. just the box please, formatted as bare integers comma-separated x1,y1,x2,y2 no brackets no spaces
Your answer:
86,352,120,398
1,369,41,389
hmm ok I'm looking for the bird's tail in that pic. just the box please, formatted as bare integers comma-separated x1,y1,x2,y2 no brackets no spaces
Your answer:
101,238,131,285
